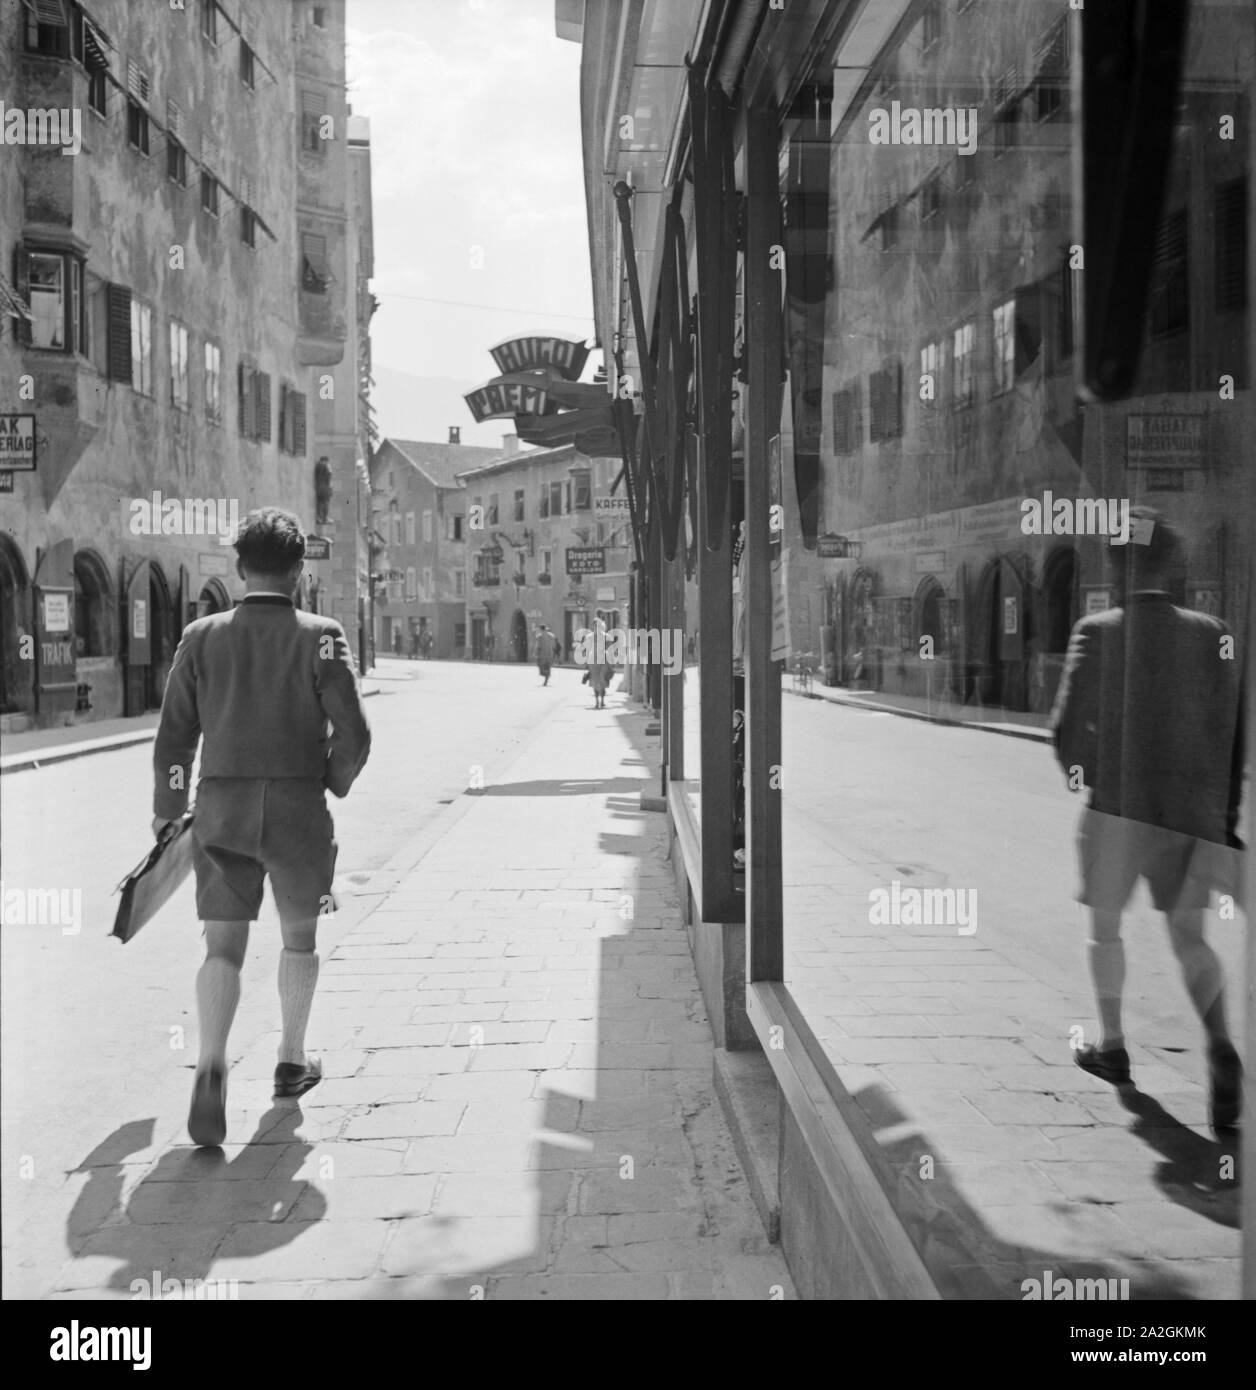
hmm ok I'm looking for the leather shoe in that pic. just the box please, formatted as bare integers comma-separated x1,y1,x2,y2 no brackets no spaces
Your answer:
188,1066,227,1147
1074,1043,1131,1086
274,1055,323,1099
1209,1041,1242,1137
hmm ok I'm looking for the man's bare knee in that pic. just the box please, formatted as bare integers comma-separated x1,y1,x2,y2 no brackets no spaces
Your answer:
204,920,249,969
280,917,318,953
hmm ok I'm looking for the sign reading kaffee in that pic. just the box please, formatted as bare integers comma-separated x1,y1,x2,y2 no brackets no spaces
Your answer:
0,413,37,471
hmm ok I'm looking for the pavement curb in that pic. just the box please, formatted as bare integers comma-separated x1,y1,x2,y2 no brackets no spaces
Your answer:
782,683,1053,744
0,684,383,776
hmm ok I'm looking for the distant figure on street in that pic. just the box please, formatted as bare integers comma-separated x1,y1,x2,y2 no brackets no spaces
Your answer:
152,508,371,1147
588,660,613,709
392,630,401,656
409,630,419,659
536,624,557,685
1051,509,1244,1136
420,629,433,660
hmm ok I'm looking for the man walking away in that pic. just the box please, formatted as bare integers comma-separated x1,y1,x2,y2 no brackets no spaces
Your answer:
153,508,371,1147
1051,509,1244,1136
536,624,557,686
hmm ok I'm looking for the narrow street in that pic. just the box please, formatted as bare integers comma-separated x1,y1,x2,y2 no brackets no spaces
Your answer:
1,660,593,1297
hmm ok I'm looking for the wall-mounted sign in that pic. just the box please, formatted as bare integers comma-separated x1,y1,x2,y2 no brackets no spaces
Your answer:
1003,596,1018,635
132,597,148,641
0,474,13,492
489,335,589,381
0,413,36,471
464,378,549,424
815,533,858,559
1085,589,1111,614
595,496,632,514
199,552,231,575
915,550,946,573
304,535,332,560
566,547,606,575
1126,414,1205,470
596,587,616,602
42,591,70,631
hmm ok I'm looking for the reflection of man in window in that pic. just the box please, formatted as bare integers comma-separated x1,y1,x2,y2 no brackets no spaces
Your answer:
1051,510,1244,1136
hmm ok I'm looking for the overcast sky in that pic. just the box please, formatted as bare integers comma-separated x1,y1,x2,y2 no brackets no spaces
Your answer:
346,0,597,447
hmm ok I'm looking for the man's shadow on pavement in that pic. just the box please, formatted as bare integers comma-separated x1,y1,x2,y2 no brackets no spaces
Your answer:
1113,1086,1240,1227
467,778,644,798
66,1106,326,1294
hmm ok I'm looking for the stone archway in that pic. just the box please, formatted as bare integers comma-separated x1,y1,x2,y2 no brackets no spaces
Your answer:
198,579,231,616
146,565,174,709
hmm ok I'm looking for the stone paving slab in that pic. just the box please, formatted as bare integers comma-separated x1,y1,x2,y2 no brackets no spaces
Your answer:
48,691,795,1300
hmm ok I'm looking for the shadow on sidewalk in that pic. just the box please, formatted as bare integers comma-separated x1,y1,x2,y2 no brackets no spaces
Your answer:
64,1107,323,1293
467,778,643,798
857,1083,1203,1299
1119,1090,1241,1227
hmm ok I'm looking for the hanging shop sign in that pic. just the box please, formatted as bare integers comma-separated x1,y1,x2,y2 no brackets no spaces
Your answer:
464,377,550,424
566,547,606,575
0,413,37,472
489,335,589,382
515,405,615,448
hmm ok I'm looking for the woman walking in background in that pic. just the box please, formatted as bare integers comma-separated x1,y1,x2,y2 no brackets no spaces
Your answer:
588,658,613,709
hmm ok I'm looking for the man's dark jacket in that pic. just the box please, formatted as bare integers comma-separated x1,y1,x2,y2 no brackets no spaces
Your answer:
1051,592,1244,845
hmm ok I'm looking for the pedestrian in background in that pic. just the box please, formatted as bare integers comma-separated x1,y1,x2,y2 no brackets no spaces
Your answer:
152,508,371,1147
536,624,557,685
1051,508,1244,1136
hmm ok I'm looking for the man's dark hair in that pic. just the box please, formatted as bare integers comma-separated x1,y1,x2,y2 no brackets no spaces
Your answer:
235,508,306,575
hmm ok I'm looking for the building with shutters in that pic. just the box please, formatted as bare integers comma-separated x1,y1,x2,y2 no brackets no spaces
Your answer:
0,0,373,728
368,434,507,661
456,440,631,664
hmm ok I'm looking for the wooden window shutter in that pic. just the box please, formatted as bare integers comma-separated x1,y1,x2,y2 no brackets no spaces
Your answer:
869,369,883,441
12,246,31,348
239,362,256,437
106,282,132,380
888,360,902,437
1215,178,1246,311
255,370,271,441
293,392,307,455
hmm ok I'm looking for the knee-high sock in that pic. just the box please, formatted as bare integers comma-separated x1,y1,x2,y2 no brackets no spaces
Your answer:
278,948,319,1066
1087,909,1125,1050
197,957,241,1071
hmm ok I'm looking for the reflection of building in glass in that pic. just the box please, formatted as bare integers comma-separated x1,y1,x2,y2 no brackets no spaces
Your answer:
795,0,1249,716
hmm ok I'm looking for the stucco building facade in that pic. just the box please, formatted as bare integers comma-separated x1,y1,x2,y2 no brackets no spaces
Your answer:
0,0,373,728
